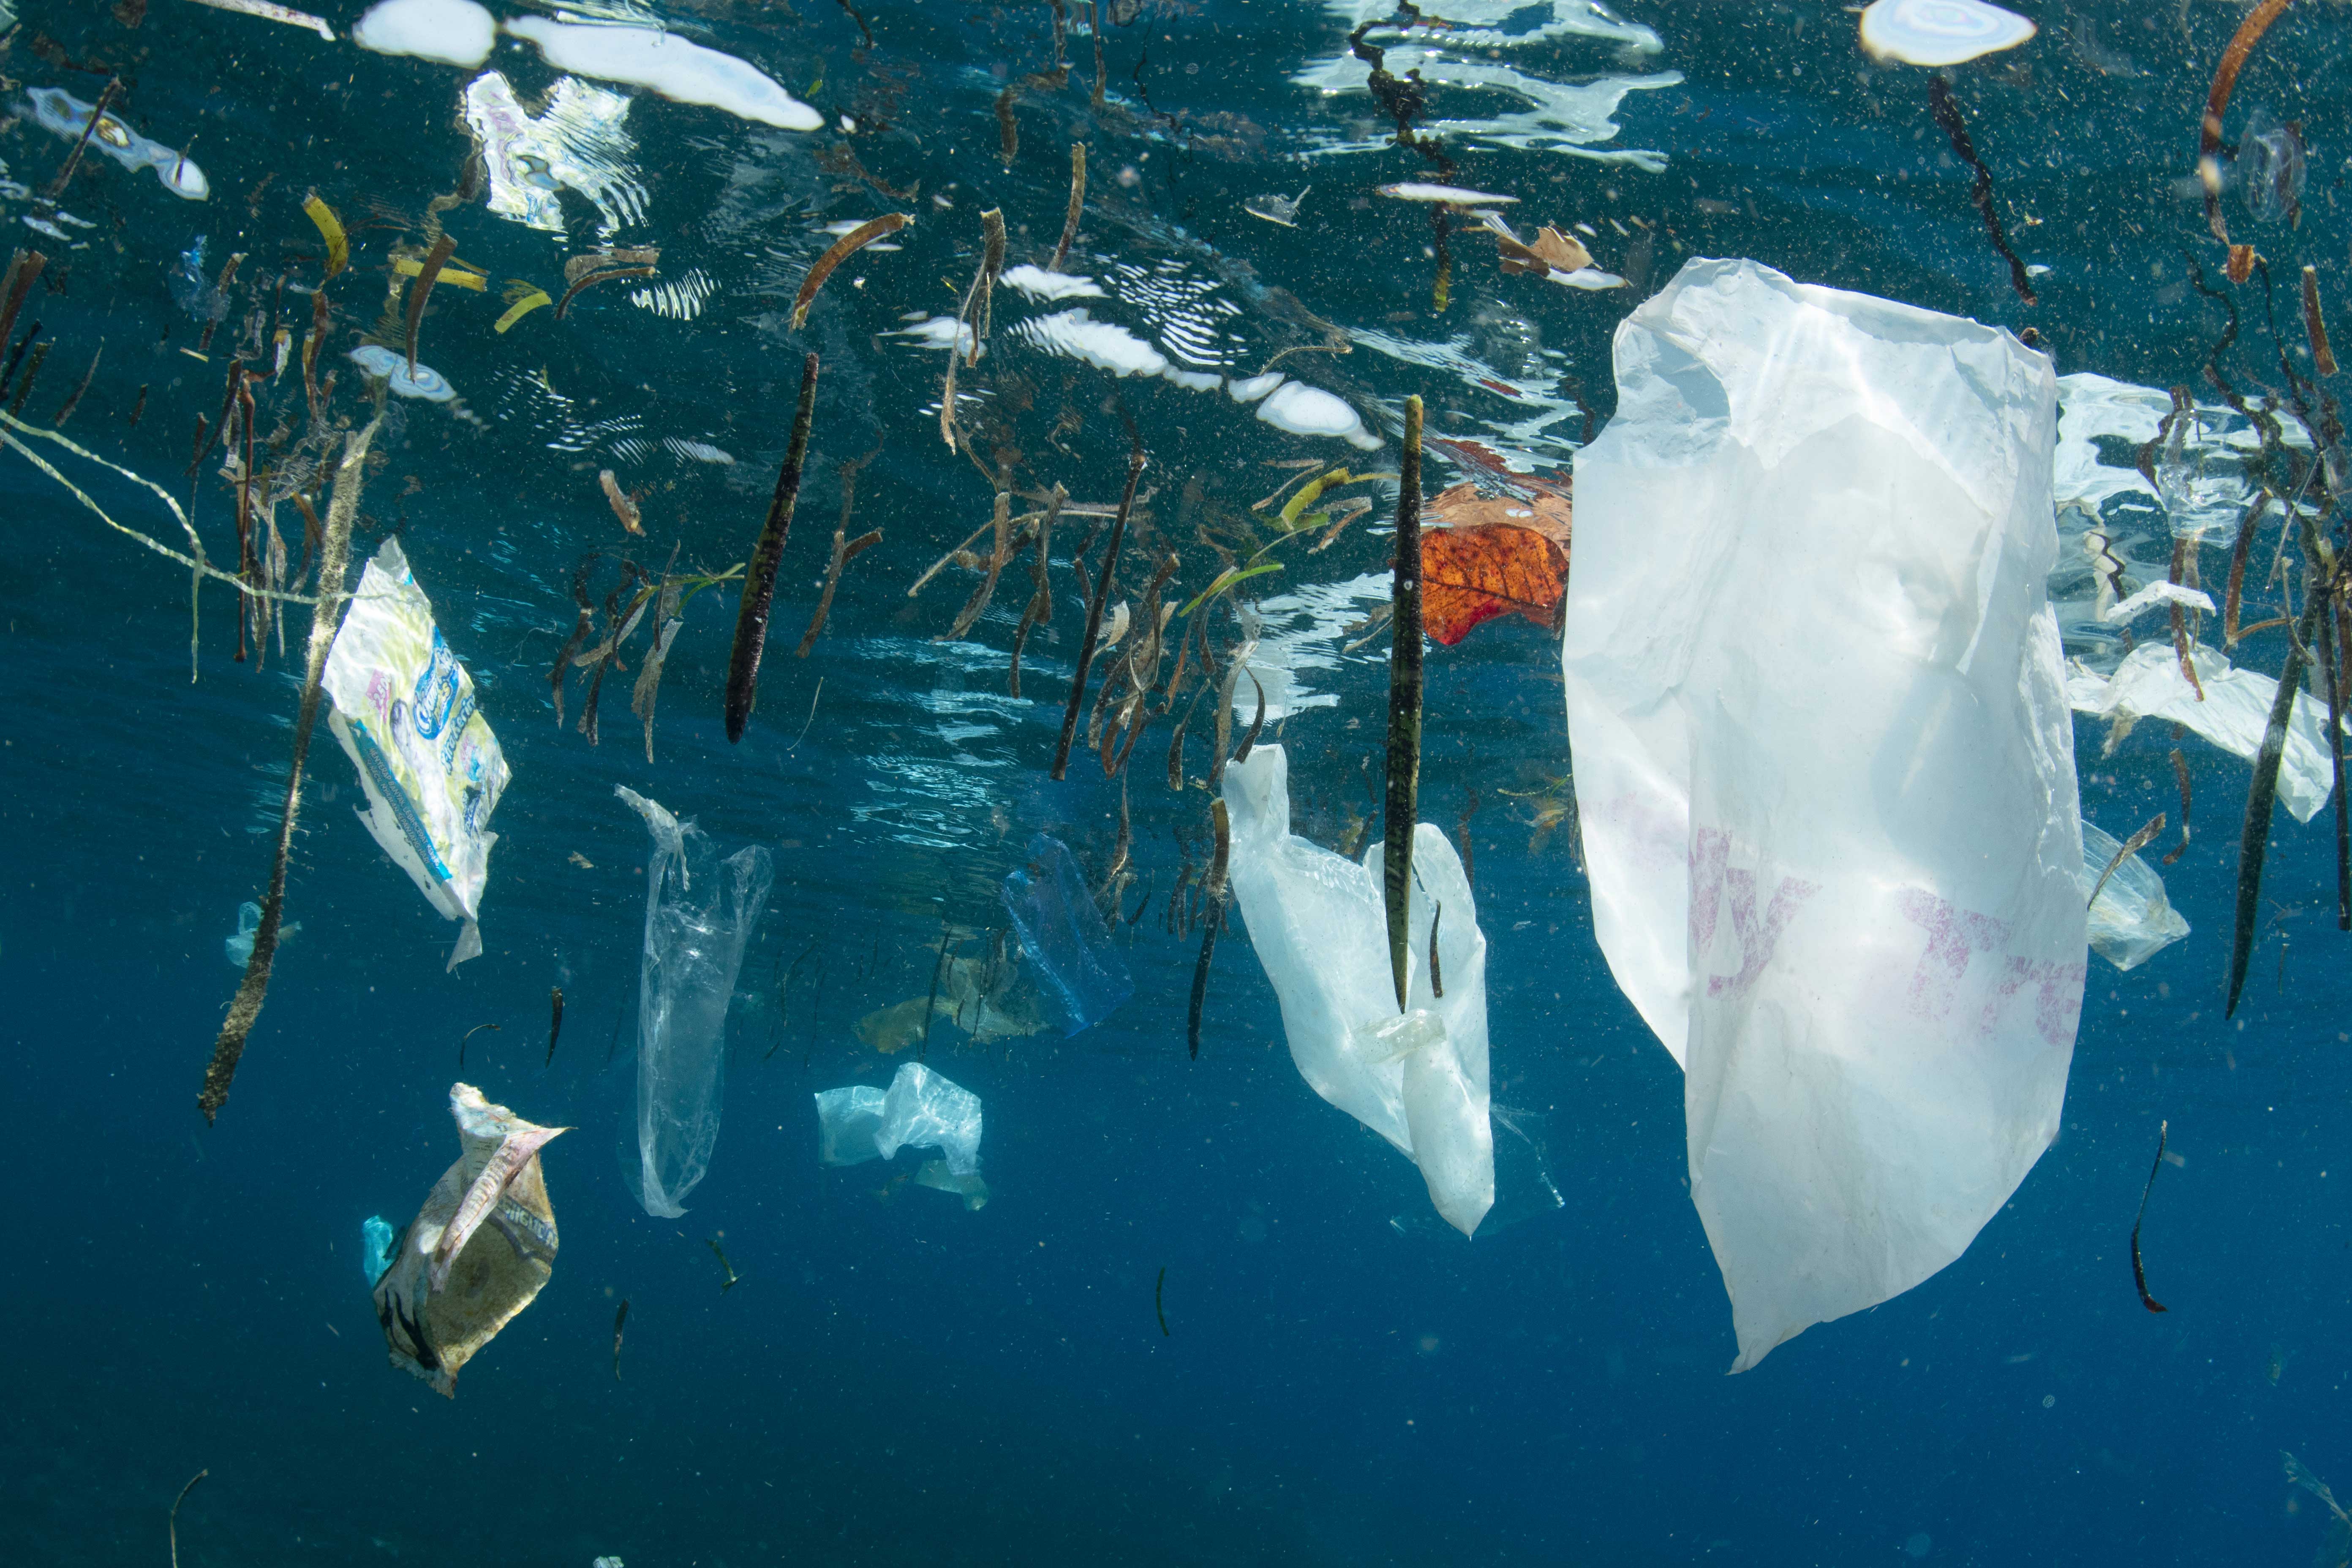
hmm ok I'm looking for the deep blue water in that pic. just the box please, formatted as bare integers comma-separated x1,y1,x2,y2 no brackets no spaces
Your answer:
4,0,2352,1563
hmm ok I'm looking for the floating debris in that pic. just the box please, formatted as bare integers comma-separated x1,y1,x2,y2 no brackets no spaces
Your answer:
1925,76,2036,307
504,18,824,131
725,351,820,742
494,281,552,334
790,212,909,330
1154,1266,1169,1336
555,247,661,320
599,469,644,534
1857,0,2034,67
21,87,208,201
458,1022,500,1068
611,1298,629,1379
1054,445,1147,780
1244,188,1309,227
187,0,336,43
1383,395,1426,1011
707,1236,741,1292
302,193,348,277
353,0,495,66
2129,1119,2169,1313
2303,266,2336,376
1051,143,1087,271
1188,799,1231,1060
346,343,454,401
546,986,565,1066
2197,0,2294,251
1377,183,1516,207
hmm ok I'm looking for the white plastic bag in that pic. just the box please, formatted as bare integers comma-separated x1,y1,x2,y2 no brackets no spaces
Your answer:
1563,258,2087,1369
2068,641,2337,822
322,539,509,969
814,1063,985,1205
1221,744,1493,1237
616,787,772,1218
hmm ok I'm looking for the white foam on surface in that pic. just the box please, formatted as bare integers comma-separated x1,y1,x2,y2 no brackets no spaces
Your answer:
1255,381,1379,449
999,264,1107,301
503,18,822,130
352,0,495,67
1227,373,1286,403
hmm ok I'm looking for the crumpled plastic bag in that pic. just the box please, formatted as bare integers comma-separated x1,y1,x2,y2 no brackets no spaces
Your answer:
361,1214,396,1286
2068,641,2337,823
224,900,297,967
2082,821,2190,970
814,1062,986,1205
617,787,773,1219
1562,257,2087,1369
322,539,509,969
372,1083,567,1398
1001,834,1133,1035
1221,744,1493,1238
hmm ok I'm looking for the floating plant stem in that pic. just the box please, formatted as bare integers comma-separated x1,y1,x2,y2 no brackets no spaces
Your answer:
2304,267,2338,376
302,193,348,278
1051,144,1086,272
199,414,380,1124
1053,444,1146,781
2199,0,2295,249
1188,799,1230,1061
1925,75,2035,308
7,341,50,419
725,351,822,743
790,212,909,331
1154,1265,1169,1336
1383,395,1425,1012
2130,1119,2171,1313
2087,813,2165,909
0,251,44,363
52,338,100,426
612,1299,629,1380
546,986,565,1066
170,1469,209,1568
1429,902,1444,998
2164,748,2192,866
2225,569,2327,1017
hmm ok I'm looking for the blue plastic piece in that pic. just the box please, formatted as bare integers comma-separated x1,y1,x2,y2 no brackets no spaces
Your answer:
1000,834,1132,1036
361,1215,396,1286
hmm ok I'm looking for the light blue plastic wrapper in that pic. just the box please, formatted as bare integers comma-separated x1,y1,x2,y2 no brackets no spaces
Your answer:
1000,834,1131,1036
361,1215,396,1286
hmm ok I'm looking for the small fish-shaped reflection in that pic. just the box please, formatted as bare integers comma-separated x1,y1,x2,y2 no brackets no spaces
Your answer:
1244,188,1309,227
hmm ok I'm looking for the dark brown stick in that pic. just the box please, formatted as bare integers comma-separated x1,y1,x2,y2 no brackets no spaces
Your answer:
725,351,822,742
1052,445,1146,780
1383,396,1425,1011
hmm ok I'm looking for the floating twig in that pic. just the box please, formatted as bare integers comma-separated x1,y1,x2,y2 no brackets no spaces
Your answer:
1428,901,1444,998
2225,566,2327,1016
2198,0,2295,250
708,1236,741,1292
52,338,100,426
546,986,565,1066
790,212,910,331
2130,1119,2171,1313
919,920,956,1063
169,1469,209,1568
199,414,380,1124
598,468,643,535
1188,799,1230,1060
939,209,1007,452
2303,267,2337,376
403,231,456,377
2164,747,2192,866
458,1021,500,1068
1926,75,2035,308
612,1298,629,1379
787,676,825,752
2088,813,2165,909
1383,396,1426,1011
1233,670,1266,765
1051,144,1086,272
1154,1265,1169,1337
1054,444,1146,780
726,351,822,743
0,252,46,362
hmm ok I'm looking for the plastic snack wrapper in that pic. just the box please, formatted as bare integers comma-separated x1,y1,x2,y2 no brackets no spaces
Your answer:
1563,257,2087,1370
814,1062,985,1206
321,539,509,969
372,1083,567,1398
1220,744,1494,1239
617,787,773,1219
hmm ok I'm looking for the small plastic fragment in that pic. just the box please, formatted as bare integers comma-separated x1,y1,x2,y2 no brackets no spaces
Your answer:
21,87,208,200
2081,822,2189,971
361,1214,396,1285
322,539,509,969
224,899,299,966
371,1083,568,1398
1000,833,1134,1035
615,787,773,1218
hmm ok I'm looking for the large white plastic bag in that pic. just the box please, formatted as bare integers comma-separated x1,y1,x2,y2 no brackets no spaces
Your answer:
616,787,773,1217
1563,257,2088,1370
322,538,509,969
1221,745,1493,1237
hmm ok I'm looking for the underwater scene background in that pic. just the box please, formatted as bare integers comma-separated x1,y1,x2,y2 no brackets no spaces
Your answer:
3,0,2350,1563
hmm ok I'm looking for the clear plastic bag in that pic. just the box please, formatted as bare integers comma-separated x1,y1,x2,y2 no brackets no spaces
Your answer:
1001,834,1132,1035
2082,821,2190,970
616,787,773,1218
1221,744,1493,1237
814,1063,985,1203
1563,258,2086,1369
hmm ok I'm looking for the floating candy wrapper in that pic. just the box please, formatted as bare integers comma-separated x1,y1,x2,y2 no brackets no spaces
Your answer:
617,787,771,1219
814,1062,985,1206
1563,257,2085,1370
1001,834,1132,1036
1221,744,1494,1239
372,1084,567,1399
2082,821,2189,971
322,539,509,970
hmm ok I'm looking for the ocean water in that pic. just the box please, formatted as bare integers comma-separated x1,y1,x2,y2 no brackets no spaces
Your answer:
3,1,2350,1564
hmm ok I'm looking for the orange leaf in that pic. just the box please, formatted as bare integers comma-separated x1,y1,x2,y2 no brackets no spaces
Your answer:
1421,521,1569,647
1425,481,1571,549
